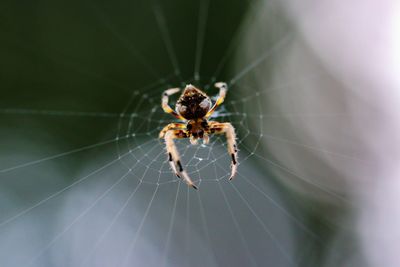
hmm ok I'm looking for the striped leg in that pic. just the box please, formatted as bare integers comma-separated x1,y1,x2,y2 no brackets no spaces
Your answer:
209,122,238,180
205,82,228,118
164,129,197,189
162,88,185,120
159,123,186,138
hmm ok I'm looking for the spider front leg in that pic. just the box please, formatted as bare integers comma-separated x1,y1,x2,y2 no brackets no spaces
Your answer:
205,82,228,118
163,129,198,189
162,87,185,120
209,122,238,180
159,123,186,138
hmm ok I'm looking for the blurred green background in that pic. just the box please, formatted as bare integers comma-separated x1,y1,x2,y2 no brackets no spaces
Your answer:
0,0,251,172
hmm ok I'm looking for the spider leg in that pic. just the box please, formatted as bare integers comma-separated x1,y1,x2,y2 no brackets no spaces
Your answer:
203,134,210,144
162,88,185,120
190,136,198,145
159,123,186,138
164,129,198,189
205,82,228,118
208,121,238,180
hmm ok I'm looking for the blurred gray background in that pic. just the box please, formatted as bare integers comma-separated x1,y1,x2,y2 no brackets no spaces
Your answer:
1,0,399,266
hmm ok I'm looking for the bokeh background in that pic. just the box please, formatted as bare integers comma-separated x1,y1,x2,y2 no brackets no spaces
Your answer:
1,0,399,266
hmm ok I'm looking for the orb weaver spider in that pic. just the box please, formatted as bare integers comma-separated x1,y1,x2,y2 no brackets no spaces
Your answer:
159,82,238,189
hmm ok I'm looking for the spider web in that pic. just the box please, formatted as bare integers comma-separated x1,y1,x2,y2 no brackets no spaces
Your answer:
0,1,353,267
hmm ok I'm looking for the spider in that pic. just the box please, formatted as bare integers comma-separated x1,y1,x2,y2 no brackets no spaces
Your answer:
159,82,238,189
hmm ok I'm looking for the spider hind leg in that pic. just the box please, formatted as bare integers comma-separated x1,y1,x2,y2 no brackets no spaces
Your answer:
162,87,185,120
205,82,228,118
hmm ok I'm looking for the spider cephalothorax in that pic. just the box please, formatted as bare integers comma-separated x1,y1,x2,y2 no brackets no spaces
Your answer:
159,82,238,189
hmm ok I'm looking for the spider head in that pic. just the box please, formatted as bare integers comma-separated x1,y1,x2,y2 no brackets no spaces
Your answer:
186,119,208,139
176,84,211,120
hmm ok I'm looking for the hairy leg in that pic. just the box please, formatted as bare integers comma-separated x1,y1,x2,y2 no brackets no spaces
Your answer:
161,88,185,120
209,121,238,180
164,129,197,189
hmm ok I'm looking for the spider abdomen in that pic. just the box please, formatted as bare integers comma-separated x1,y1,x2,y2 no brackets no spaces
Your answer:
175,85,211,120
177,102,209,119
